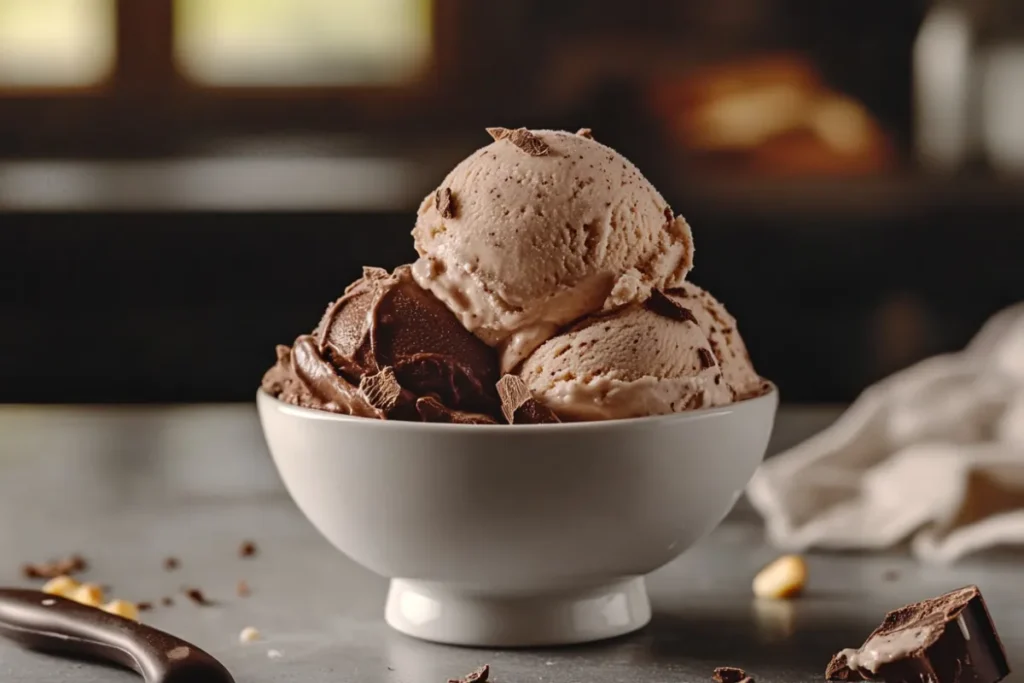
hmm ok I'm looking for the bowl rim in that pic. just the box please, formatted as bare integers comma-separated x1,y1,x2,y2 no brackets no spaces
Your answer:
257,383,777,434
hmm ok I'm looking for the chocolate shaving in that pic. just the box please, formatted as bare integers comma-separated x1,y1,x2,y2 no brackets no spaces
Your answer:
486,127,510,141
714,667,753,683
184,588,213,606
448,665,490,683
163,557,180,571
508,128,549,156
645,290,698,324
360,367,403,413
239,540,258,558
487,127,549,156
496,374,532,424
576,127,594,139
22,554,88,580
436,187,456,219
495,375,559,424
697,347,715,370
237,580,251,597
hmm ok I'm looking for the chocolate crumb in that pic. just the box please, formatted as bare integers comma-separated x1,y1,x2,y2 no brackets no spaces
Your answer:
435,187,456,219
697,347,715,370
237,580,251,597
239,541,258,558
576,127,594,139
184,588,213,606
137,601,153,611
163,557,180,571
645,290,698,325
448,665,490,683
360,367,403,413
713,667,753,683
161,596,174,607
22,554,88,580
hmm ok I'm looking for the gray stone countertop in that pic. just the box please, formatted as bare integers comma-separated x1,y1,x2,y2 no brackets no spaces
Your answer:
0,404,1019,683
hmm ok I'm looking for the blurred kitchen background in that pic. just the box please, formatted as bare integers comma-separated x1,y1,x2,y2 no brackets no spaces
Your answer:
1,0,1023,404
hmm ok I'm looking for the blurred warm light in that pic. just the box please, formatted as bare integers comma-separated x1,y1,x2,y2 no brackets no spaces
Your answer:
174,0,433,86
651,54,893,176
0,0,115,87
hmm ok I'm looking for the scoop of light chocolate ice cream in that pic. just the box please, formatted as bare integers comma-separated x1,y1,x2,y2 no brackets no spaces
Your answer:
262,266,500,423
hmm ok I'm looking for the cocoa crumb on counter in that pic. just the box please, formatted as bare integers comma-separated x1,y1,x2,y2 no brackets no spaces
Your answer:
22,554,88,579
448,665,490,683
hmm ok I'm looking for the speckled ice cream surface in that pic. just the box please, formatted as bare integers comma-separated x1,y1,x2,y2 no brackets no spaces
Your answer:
519,283,762,421
411,128,694,373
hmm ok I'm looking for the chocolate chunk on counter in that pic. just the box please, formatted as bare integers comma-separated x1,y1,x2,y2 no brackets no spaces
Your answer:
0,589,234,683
826,585,1009,683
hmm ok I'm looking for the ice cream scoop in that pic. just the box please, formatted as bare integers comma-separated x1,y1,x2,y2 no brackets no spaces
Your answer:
519,284,765,421
262,266,500,422
412,127,695,372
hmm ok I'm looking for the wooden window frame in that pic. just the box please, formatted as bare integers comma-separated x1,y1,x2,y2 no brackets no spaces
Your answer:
0,0,468,153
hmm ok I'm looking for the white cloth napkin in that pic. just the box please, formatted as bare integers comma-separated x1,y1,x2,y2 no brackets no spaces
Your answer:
747,303,1024,563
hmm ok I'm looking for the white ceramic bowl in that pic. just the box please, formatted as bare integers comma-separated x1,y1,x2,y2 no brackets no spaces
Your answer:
257,387,777,647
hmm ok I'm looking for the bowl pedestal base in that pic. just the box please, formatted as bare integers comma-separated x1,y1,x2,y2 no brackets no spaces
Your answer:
385,577,651,647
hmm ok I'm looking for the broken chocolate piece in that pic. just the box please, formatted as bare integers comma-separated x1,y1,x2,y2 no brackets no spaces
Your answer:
238,541,257,558
496,375,560,424
360,367,404,413
22,554,88,580
713,667,753,683
436,187,456,219
645,290,698,325
576,127,594,139
697,347,715,370
0,589,234,683
826,585,1009,683
448,665,490,683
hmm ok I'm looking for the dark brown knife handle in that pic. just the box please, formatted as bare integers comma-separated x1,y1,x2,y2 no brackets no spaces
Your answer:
0,589,233,683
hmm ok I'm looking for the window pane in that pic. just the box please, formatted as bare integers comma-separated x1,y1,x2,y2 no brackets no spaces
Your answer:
0,0,115,87
174,0,432,86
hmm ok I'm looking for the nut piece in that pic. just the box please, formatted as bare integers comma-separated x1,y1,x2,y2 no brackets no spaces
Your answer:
753,554,807,600
42,575,80,597
102,599,140,621
239,626,261,643
69,583,105,607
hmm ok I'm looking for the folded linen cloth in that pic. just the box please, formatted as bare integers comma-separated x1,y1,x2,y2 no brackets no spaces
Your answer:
747,303,1024,563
